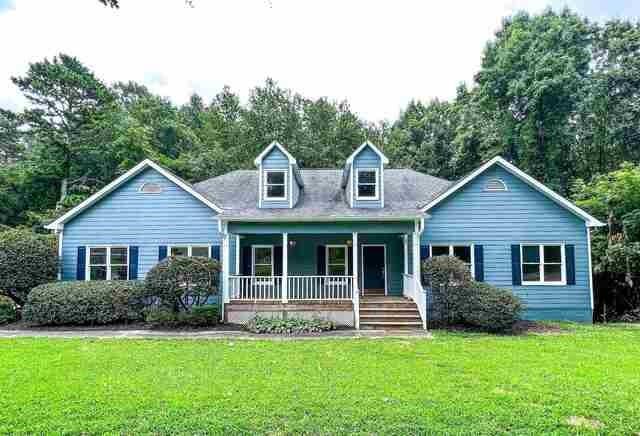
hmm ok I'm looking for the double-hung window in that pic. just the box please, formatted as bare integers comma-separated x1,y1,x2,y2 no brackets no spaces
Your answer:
326,245,348,276
356,168,379,200
87,246,128,281
169,245,210,258
252,245,274,277
430,244,474,277
521,244,565,285
264,170,286,200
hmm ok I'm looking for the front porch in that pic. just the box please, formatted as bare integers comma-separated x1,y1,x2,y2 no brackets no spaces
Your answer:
219,221,427,329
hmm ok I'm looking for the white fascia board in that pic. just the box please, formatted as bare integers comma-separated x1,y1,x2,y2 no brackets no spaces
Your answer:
420,156,605,227
253,141,297,166
45,159,223,230
345,141,390,165
225,215,423,223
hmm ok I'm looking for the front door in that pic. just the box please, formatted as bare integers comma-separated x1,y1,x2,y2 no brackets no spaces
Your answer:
362,245,386,295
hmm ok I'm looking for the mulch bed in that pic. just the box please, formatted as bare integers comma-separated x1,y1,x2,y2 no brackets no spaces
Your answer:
0,320,245,332
434,320,567,335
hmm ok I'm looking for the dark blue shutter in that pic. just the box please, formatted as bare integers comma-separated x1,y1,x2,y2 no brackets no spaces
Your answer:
158,245,167,261
129,246,139,280
511,245,521,285
274,246,283,276
76,246,86,280
347,246,353,276
317,245,326,275
420,245,430,262
241,246,252,275
474,245,484,282
566,244,575,285
211,245,220,261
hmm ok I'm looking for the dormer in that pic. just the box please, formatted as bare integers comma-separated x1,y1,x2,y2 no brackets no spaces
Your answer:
254,141,303,209
342,141,389,208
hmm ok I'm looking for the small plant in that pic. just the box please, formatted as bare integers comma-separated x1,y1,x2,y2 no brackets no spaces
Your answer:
145,256,221,312
245,316,335,335
144,305,219,328
23,281,146,326
0,229,58,305
0,295,17,325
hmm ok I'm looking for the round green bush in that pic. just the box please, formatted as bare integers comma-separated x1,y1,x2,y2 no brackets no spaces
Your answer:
145,256,221,311
23,281,146,326
464,282,524,332
0,229,58,305
143,305,219,328
0,295,17,325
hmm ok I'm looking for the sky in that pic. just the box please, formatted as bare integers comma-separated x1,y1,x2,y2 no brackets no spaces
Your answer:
0,0,639,121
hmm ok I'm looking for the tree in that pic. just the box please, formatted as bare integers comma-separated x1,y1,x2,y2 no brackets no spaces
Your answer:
0,229,58,306
0,109,24,164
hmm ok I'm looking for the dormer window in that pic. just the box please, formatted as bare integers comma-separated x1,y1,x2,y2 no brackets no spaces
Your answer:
264,170,287,200
356,168,379,200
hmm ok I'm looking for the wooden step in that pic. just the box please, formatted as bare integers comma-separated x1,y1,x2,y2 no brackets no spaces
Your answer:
360,315,421,323
360,321,424,330
360,308,420,316
360,302,418,309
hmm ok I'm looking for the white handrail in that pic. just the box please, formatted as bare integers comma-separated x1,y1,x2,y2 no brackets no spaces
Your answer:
288,275,352,300
403,273,427,329
352,276,360,330
228,276,282,301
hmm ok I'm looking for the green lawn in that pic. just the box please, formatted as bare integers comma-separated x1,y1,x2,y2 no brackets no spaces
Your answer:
1,325,639,435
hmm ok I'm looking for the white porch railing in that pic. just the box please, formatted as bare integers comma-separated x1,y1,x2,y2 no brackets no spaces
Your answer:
229,276,283,301
288,275,352,300
403,273,427,329
352,276,360,330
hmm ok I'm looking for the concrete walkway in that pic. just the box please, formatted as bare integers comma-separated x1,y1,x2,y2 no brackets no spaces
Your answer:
0,328,433,340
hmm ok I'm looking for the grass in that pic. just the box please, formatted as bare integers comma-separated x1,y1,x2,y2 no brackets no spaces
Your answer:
0,324,639,434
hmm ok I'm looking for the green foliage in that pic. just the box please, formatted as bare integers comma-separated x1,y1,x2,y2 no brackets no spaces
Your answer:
0,229,58,305
143,305,219,328
23,281,146,326
245,316,335,335
0,295,17,325
144,256,221,311
423,256,523,332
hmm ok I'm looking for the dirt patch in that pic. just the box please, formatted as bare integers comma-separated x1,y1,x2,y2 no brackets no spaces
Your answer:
566,416,605,430
436,320,566,335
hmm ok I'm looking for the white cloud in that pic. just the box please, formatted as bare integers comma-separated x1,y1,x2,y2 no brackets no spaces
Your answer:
0,0,560,121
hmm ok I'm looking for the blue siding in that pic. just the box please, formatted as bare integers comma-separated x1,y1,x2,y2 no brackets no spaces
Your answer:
422,165,592,322
352,146,383,209
261,148,290,209
62,168,220,280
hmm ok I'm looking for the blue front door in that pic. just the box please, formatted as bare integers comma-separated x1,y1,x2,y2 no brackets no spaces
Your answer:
362,245,386,292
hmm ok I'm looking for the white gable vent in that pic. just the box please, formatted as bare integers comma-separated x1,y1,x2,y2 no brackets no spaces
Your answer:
485,178,507,191
139,182,163,194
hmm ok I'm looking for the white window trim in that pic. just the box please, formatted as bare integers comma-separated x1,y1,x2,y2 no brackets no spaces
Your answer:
86,245,130,281
263,169,287,201
326,244,348,276
167,244,212,257
252,244,274,276
355,167,379,201
429,244,475,279
520,243,566,286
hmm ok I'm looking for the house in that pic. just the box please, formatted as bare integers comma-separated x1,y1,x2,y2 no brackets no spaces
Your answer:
45,141,605,329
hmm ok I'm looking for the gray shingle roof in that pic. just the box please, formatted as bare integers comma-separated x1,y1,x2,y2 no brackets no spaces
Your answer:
194,169,452,220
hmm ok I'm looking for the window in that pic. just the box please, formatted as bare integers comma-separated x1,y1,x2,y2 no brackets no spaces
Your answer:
264,170,286,200
139,182,163,194
326,245,347,276
521,244,565,285
87,246,128,281
356,168,379,200
430,244,474,276
485,178,508,191
169,245,211,257
252,245,273,276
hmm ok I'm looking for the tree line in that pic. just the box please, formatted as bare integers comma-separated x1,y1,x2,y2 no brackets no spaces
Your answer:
1,8,640,318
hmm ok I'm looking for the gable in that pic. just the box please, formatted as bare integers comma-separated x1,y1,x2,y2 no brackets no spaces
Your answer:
262,147,290,169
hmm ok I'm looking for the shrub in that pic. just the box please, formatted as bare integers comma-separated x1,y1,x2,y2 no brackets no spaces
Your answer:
423,255,524,332
23,281,146,326
245,316,335,335
464,282,524,332
0,229,58,305
0,295,17,325
145,256,221,311
144,305,219,328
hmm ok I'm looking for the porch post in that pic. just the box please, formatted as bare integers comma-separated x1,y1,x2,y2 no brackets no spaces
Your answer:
222,232,230,304
282,232,288,303
403,234,409,275
412,222,420,280
352,232,359,295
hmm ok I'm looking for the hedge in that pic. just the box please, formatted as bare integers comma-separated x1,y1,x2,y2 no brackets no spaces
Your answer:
0,295,17,325
23,281,146,326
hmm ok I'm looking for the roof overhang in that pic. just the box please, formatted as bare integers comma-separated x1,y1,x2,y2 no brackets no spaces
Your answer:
345,141,390,165
420,156,605,227
45,159,223,230
221,215,425,223
253,141,297,166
